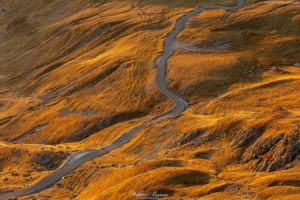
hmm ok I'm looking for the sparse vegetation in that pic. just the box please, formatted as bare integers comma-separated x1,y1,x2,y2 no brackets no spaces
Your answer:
0,0,300,199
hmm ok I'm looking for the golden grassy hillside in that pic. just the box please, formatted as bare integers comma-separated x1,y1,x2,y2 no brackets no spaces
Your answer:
1,0,300,199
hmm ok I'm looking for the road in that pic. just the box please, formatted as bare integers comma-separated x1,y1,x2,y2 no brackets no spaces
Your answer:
0,0,244,199
155,0,244,114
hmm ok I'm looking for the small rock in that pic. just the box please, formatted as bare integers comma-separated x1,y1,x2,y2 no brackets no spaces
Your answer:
36,167,44,172
23,174,31,177
56,183,63,187
12,173,19,177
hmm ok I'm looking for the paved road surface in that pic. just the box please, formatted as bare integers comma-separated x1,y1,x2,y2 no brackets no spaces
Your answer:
0,0,244,199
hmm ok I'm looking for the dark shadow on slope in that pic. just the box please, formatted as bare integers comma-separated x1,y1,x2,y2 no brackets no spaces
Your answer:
165,170,210,186
268,180,300,187
64,64,120,97
12,124,48,142
65,110,147,142
0,116,13,126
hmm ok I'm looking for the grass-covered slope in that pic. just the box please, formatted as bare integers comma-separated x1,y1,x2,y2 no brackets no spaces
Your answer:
1,0,300,199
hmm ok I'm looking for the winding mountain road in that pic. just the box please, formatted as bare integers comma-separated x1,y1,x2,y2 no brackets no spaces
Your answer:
0,0,244,199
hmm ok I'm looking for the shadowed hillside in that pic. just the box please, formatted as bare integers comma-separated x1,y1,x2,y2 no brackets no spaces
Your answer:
1,0,300,199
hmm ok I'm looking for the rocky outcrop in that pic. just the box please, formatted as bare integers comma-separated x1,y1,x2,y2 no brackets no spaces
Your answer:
66,110,146,142
231,127,264,149
242,134,283,163
36,151,69,170
169,129,204,148
37,155,51,165
195,132,218,146
247,132,300,172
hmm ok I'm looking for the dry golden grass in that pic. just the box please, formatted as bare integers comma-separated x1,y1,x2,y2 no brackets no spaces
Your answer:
0,0,171,143
1,0,300,199
0,143,75,193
